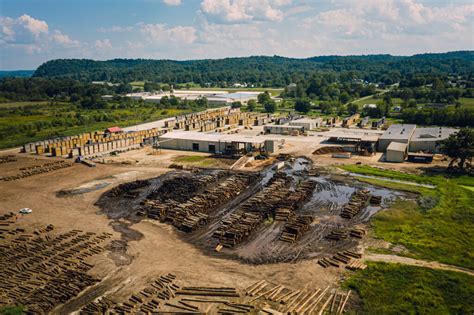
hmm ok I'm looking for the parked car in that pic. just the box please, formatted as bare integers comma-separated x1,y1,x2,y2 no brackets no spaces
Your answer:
19,208,32,214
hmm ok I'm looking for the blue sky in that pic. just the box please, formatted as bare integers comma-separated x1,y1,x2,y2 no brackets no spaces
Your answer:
1,0,473,70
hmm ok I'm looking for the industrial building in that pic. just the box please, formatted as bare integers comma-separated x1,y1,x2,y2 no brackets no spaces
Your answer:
385,142,407,163
125,91,260,106
158,131,281,156
409,127,458,153
289,118,323,130
377,124,416,151
264,125,305,135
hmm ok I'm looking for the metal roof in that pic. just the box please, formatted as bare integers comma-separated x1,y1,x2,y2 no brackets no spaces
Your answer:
380,124,416,140
160,131,267,144
410,127,458,142
387,141,407,151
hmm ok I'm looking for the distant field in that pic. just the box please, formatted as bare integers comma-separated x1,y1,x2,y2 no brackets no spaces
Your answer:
0,102,192,149
183,87,283,97
0,101,51,108
130,81,145,91
459,97,474,108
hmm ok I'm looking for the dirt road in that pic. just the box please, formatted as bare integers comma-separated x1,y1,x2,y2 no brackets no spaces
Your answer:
364,253,474,276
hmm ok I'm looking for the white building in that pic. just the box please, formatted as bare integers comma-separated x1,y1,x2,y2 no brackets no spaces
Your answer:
409,127,458,153
289,118,323,130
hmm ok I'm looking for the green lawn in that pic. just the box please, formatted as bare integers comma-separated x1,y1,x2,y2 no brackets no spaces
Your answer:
0,101,51,108
0,305,25,315
340,164,474,269
173,155,224,167
345,262,474,314
459,97,474,108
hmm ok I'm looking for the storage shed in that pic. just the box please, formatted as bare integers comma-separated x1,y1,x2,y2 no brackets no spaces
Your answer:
289,118,323,130
385,142,407,163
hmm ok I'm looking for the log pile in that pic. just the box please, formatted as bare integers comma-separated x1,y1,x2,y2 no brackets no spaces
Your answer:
279,215,313,243
147,172,227,202
325,229,348,241
318,250,362,269
0,222,111,312
106,179,150,197
0,155,16,164
275,208,294,221
177,287,239,298
245,280,349,314
340,189,370,219
1,160,72,181
346,260,367,270
214,175,292,247
349,228,366,238
80,273,179,314
146,173,258,232
369,195,382,205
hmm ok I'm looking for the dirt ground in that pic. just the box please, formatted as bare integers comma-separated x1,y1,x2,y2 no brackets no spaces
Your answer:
0,149,346,314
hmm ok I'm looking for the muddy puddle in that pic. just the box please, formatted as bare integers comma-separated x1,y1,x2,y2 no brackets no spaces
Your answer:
95,158,412,265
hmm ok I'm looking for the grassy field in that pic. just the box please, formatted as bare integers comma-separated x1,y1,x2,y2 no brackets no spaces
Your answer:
130,81,145,91
345,262,474,314
0,101,52,108
459,97,474,108
173,155,232,168
340,164,474,269
0,102,192,149
0,305,25,315
184,87,283,97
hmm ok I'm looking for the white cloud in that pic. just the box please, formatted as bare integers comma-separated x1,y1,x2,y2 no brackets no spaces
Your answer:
94,39,112,50
163,0,182,6
52,30,80,47
200,0,291,23
17,14,48,36
98,25,134,33
140,23,197,44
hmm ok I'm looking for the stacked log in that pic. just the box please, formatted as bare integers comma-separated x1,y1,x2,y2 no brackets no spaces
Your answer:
279,215,313,243
340,189,370,219
369,195,382,205
106,179,150,197
346,260,367,270
1,160,72,181
214,175,292,247
177,287,239,298
325,229,348,241
0,155,16,164
275,208,294,221
349,228,366,238
318,250,362,269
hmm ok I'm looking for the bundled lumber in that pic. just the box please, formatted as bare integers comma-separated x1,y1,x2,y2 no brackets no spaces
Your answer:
1,160,72,181
340,189,370,219
279,215,313,243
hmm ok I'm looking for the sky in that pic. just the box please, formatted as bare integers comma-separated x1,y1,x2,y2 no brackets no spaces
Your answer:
0,0,473,70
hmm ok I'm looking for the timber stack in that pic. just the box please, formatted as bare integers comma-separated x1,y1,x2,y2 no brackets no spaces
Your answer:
340,189,370,219
1,160,72,181
0,155,16,164
279,214,313,243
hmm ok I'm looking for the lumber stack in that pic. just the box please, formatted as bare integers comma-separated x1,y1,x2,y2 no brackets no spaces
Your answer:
325,229,348,241
177,287,239,298
275,208,294,221
318,250,362,269
346,260,367,270
340,189,370,219
369,195,382,205
349,228,366,238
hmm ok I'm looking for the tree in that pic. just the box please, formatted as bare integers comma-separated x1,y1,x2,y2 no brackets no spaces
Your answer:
439,129,474,170
339,92,351,104
320,102,333,115
195,97,208,108
294,98,311,113
231,101,242,109
257,92,271,104
347,103,359,115
246,99,256,112
264,100,277,113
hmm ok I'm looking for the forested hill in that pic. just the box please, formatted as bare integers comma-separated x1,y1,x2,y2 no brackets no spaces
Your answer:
0,70,34,78
33,51,473,86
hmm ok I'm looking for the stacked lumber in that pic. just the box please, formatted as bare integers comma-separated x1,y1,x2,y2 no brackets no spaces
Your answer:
279,215,313,243
1,160,72,181
340,189,370,219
